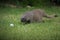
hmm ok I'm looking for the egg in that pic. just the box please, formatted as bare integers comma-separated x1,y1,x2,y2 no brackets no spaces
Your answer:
10,23,14,27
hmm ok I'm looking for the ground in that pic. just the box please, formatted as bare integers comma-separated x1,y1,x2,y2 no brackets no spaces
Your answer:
0,6,60,40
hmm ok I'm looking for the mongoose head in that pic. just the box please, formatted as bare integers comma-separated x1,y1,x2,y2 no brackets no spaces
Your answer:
21,18,31,24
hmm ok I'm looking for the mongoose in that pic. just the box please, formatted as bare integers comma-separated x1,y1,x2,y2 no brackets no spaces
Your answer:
21,9,57,24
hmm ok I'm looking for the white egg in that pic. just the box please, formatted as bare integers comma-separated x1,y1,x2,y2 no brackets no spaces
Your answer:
10,24,14,27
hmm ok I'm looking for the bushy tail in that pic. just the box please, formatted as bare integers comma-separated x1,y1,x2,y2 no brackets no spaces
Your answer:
44,14,58,18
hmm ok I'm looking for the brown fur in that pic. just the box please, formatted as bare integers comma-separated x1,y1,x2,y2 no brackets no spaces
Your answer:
21,9,57,23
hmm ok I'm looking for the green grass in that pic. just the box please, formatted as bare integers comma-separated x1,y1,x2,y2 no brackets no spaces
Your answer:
0,7,60,40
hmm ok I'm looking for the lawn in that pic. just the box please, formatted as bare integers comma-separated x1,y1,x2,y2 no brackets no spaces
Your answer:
0,6,60,40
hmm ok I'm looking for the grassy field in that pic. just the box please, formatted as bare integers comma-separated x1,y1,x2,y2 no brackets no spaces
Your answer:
0,6,60,40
